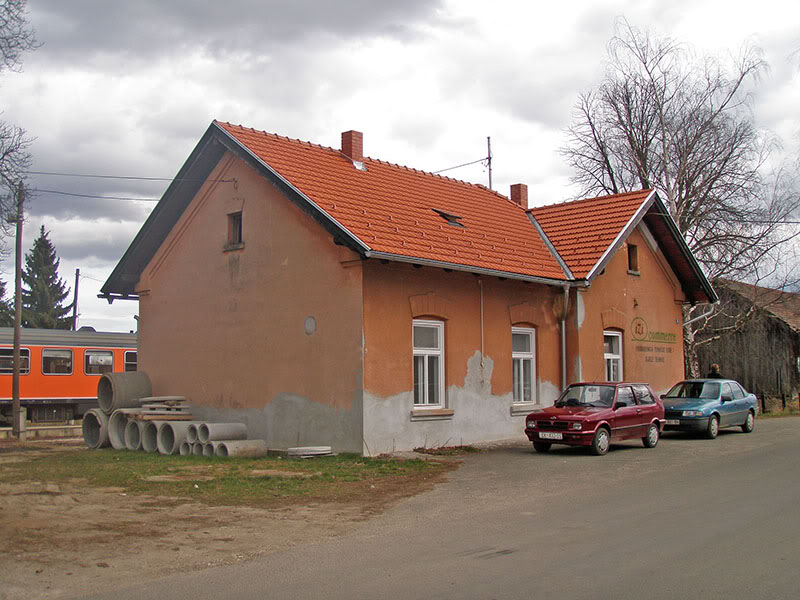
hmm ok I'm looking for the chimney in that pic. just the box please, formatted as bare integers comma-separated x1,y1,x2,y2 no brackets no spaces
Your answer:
341,130,363,163
510,183,528,209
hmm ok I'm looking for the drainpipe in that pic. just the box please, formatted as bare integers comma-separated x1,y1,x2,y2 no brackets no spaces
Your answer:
478,279,485,368
561,284,570,390
682,303,716,327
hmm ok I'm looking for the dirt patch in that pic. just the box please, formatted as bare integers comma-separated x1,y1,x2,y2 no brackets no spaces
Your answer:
0,440,454,600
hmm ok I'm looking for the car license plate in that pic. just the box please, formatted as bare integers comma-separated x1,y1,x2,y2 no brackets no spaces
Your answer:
665,419,680,425
539,432,563,440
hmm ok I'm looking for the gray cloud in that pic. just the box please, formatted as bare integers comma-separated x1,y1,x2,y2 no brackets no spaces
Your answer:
29,0,445,65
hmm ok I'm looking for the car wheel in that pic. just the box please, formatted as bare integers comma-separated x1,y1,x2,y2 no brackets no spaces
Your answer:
642,423,659,448
532,442,551,453
705,414,719,439
741,411,755,433
591,428,610,456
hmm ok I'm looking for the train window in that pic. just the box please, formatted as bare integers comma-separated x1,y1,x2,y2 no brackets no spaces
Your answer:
0,348,30,375
43,349,73,375
85,350,113,375
124,351,138,372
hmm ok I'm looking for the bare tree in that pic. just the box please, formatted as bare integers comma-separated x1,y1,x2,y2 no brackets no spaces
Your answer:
562,20,800,376
0,0,37,226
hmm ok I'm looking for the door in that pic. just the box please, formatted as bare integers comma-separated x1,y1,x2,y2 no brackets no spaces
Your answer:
611,386,642,440
719,382,737,426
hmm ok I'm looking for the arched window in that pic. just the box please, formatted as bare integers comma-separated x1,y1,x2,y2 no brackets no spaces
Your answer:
604,330,623,382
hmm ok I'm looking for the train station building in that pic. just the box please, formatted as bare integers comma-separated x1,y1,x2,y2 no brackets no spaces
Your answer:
101,122,716,454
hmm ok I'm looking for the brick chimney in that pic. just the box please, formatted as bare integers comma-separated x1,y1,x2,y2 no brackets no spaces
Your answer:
510,183,528,209
341,130,363,162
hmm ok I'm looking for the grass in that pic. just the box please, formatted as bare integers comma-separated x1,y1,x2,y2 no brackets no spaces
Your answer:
758,405,800,418
0,446,453,508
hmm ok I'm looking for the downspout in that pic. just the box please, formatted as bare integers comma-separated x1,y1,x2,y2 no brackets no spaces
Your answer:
478,279,485,368
683,303,716,327
561,284,570,390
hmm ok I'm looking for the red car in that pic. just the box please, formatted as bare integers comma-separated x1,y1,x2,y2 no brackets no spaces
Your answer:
524,382,665,455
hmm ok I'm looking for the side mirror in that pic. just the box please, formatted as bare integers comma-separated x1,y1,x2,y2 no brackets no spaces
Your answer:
615,402,627,409
722,394,733,402
660,394,666,400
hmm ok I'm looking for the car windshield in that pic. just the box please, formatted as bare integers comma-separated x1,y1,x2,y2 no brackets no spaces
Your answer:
665,381,720,399
554,384,615,408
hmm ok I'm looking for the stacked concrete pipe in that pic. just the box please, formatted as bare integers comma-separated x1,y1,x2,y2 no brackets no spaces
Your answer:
141,421,169,453
197,422,248,443
202,441,224,456
124,419,145,451
108,408,143,450
186,423,200,444
179,440,193,456
82,408,110,449
97,371,152,414
156,421,199,455
215,439,268,458
192,442,204,456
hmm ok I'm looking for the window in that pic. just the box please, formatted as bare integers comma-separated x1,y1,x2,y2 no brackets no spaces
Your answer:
413,320,444,406
227,211,243,248
633,384,656,405
0,348,30,375
615,386,635,408
124,351,138,372
604,331,623,382
512,327,535,403
85,350,113,375
628,243,639,273
731,382,746,399
42,349,73,375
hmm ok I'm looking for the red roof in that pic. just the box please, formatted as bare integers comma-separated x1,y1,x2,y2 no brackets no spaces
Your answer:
529,190,654,278
217,122,567,281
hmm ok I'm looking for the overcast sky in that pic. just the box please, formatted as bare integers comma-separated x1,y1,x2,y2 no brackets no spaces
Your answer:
1,0,798,332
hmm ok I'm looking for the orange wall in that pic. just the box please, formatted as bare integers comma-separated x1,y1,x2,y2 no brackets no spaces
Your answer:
572,226,686,392
362,261,563,400
136,153,365,448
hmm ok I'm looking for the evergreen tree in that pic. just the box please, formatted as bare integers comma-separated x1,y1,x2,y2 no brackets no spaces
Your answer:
0,278,13,326
21,226,72,329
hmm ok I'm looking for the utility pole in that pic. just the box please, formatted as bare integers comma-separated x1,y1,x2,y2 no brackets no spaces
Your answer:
487,137,493,190
72,268,80,330
12,182,24,440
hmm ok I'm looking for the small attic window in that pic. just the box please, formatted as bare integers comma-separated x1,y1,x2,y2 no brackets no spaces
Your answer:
432,208,465,228
225,211,244,251
628,243,639,274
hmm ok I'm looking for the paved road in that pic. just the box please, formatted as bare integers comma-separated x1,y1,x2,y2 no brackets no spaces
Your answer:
84,418,800,600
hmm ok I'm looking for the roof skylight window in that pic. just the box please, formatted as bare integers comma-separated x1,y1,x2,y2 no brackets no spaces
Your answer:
432,208,465,228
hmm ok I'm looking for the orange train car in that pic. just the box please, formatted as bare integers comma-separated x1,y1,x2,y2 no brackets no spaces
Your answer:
0,327,137,423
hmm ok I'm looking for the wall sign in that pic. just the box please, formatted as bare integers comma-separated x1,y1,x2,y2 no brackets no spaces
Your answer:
631,317,675,364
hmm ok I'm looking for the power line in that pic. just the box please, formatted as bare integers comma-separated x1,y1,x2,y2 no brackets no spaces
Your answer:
433,157,489,175
24,170,235,184
29,188,160,201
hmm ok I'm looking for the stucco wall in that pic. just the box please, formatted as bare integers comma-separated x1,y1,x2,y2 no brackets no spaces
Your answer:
136,153,365,452
573,225,686,393
361,261,562,455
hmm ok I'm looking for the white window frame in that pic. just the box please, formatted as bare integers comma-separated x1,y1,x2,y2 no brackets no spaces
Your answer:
124,350,138,372
42,348,74,376
604,330,623,382
512,327,536,403
84,349,114,376
412,319,445,407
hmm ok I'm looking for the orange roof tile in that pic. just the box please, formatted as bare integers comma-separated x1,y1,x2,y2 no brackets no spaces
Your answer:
217,121,567,281
529,190,654,278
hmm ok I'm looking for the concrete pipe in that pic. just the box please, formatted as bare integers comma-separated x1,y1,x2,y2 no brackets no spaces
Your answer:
192,442,204,456
142,421,169,453
202,441,223,457
178,441,192,456
157,421,199,455
124,419,145,451
198,422,248,443
215,440,268,458
186,423,200,444
97,371,153,414
82,408,110,449
108,409,142,450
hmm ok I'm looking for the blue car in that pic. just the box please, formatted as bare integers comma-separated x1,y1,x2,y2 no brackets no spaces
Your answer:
661,379,757,439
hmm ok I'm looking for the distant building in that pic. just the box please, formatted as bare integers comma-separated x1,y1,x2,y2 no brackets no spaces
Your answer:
101,122,715,454
697,280,800,400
